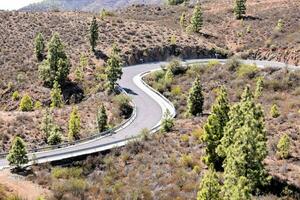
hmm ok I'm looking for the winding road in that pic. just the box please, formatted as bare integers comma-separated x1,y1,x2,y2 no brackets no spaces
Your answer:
0,59,298,169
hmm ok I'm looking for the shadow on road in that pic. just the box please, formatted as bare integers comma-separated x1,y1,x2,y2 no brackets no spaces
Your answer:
123,88,138,95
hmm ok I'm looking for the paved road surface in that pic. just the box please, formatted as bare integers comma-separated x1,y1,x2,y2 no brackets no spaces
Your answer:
0,59,298,168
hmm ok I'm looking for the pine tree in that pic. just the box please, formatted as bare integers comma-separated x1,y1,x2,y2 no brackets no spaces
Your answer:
41,108,54,140
7,136,29,168
47,125,62,145
277,133,290,159
190,3,203,33
197,167,221,200
34,32,45,61
234,0,246,20
38,33,70,87
68,107,81,141
187,77,204,116
50,81,64,108
161,109,174,132
105,48,123,92
19,94,33,112
202,86,230,168
219,86,268,198
89,16,99,52
255,77,264,99
97,104,108,133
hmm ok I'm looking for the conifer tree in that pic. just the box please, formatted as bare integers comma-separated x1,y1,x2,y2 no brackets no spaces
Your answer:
277,133,290,159
202,86,229,168
34,32,45,61
219,86,268,197
68,107,81,141
105,48,123,92
234,0,246,19
19,94,33,112
50,81,64,108
190,3,203,33
97,104,108,133
255,77,264,99
38,33,70,87
7,136,29,168
41,108,54,140
187,77,204,116
161,109,174,132
89,16,99,52
197,167,221,200
47,125,62,145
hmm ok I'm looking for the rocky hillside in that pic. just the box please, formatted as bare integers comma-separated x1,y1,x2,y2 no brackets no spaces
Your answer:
20,0,165,12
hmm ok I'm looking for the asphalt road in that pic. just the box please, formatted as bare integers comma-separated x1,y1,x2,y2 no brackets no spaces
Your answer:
0,59,298,168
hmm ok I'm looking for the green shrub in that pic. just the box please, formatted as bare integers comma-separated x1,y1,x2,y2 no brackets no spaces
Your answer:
140,128,151,141
100,9,114,19
277,134,290,159
207,60,220,68
34,101,42,110
68,178,87,197
237,64,258,78
19,94,33,111
167,58,186,75
276,19,284,32
180,154,194,168
180,134,189,143
47,126,62,145
171,85,182,96
226,57,241,71
193,165,201,174
192,128,203,141
12,91,20,101
113,94,133,118
270,104,280,118
52,167,83,179
152,70,165,82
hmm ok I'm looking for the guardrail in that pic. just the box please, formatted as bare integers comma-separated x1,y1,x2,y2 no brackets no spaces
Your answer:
0,85,137,158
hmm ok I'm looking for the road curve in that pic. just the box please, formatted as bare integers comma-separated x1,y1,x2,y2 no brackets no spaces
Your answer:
0,59,298,168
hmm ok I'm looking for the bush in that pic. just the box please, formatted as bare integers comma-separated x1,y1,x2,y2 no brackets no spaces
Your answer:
113,94,133,118
47,126,62,145
167,58,186,75
226,57,241,71
277,134,290,159
192,128,203,141
180,154,194,168
171,85,182,96
12,91,20,101
180,134,189,143
207,60,221,68
34,101,42,110
237,64,258,78
68,178,87,197
19,94,33,111
52,167,83,179
270,104,280,118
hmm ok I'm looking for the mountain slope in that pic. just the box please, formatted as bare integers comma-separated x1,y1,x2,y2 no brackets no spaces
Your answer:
20,0,165,12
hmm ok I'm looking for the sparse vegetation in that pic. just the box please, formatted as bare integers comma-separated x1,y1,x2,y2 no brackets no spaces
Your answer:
270,104,280,118
161,109,174,132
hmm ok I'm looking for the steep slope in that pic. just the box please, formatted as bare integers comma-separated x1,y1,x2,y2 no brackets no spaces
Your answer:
20,0,165,12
